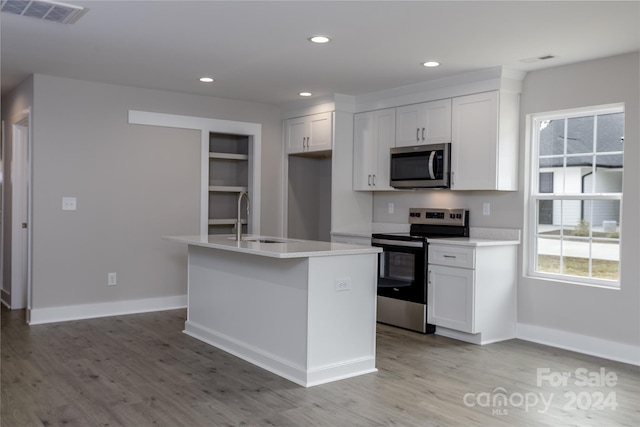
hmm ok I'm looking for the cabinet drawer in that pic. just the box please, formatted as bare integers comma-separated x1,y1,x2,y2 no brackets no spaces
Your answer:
428,245,475,269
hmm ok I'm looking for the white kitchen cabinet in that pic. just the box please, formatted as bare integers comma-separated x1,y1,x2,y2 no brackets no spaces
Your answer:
286,111,333,154
427,243,517,344
395,98,451,147
450,91,519,191
353,108,395,191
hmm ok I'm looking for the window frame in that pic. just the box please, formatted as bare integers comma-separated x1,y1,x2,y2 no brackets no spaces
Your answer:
527,103,624,288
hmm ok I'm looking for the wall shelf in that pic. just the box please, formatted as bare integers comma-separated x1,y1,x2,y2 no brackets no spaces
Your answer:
208,133,250,235
208,219,247,226
209,152,249,161
209,185,248,193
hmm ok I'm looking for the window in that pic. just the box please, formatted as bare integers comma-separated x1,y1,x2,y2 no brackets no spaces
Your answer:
529,105,624,287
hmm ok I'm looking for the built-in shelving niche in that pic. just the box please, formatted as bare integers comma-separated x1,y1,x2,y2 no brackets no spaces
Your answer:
208,132,250,235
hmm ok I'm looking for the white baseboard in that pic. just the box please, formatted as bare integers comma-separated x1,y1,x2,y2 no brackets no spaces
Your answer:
184,320,377,387
28,295,187,325
517,323,640,366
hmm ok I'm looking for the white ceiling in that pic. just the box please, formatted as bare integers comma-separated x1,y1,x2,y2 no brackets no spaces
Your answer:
1,1,639,106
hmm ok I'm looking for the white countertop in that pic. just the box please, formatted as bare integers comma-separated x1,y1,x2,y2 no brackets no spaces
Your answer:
165,234,382,259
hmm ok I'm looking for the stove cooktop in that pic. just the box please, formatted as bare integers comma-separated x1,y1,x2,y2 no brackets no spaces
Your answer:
373,208,470,241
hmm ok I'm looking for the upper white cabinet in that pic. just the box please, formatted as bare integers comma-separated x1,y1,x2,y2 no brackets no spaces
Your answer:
395,98,452,147
451,91,519,191
286,111,333,154
353,108,396,191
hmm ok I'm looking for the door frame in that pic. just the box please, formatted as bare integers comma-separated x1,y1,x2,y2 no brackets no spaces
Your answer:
10,109,33,312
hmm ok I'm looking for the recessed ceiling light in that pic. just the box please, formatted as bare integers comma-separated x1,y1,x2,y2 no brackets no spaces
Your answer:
308,35,330,44
422,61,440,68
199,77,214,83
299,92,313,97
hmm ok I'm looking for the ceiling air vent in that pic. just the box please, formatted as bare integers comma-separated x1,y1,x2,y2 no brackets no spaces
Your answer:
1,0,87,24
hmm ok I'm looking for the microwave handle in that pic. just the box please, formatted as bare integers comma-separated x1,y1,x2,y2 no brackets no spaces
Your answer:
428,150,436,179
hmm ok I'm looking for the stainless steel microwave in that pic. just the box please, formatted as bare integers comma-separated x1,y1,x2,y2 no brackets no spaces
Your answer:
389,143,451,189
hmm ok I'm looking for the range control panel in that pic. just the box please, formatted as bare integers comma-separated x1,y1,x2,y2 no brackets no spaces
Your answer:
409,208,468,226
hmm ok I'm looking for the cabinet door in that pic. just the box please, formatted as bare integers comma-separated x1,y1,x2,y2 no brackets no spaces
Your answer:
286,116,308,154
396,99,452,147
427,264,475,333
395,104,422,147
308,112,333,152
353,111,374,190
423,99,452,144
353,109,395,191
451,91,499,190
372,108,395,190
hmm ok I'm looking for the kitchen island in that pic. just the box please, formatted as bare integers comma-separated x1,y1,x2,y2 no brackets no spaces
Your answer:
165,234,382,387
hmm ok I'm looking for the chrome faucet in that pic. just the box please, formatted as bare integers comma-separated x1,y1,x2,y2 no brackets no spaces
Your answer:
235,191,250,241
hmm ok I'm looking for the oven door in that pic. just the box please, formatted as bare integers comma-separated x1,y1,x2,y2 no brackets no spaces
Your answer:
371,238,426,304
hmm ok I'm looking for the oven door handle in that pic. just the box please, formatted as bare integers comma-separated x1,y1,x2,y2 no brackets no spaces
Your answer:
371,238,424,248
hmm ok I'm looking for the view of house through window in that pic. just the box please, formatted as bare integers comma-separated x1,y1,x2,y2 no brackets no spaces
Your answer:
530,105,624,286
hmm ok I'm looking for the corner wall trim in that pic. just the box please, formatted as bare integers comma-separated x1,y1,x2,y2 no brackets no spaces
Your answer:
28,295,187,325
517,323,640,366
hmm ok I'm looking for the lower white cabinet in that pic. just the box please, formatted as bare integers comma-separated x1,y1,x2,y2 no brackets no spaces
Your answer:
427,243,517,344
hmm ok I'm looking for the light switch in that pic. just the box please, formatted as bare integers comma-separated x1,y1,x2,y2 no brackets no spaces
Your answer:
62,197,77,211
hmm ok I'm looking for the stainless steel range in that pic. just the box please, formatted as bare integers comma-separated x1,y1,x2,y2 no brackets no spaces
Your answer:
371,208,469,333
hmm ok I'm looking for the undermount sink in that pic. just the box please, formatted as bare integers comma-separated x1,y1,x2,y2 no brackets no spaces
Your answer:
245,238,288,244
229,236,295,244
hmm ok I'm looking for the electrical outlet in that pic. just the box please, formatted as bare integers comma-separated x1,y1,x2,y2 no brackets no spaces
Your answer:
108,272,117,286
335,278,351,292
483,202,491,216
388,203,394,214
62,197,77,211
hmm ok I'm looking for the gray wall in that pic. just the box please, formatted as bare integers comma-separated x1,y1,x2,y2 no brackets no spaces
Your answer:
287,156,331,241
14,74,283,310
373,52,639,347
517,53,639,346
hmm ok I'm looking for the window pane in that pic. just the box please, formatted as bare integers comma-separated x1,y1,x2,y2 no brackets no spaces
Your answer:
566,116,594,154
537,237,561,274
591,238,620,280
595,154,623,170
539,157,562,168
566,155,593,168
539,119,565,156
597,112,624,153
585,200,621,236
539,172,553,193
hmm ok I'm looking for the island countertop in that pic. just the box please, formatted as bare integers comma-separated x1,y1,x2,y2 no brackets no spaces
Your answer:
164,234,381,259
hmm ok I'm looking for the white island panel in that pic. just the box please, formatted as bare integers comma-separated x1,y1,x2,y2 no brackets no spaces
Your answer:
177,239,380,387
306,254,377,383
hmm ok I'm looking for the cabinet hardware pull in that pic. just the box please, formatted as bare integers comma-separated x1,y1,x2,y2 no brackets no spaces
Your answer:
372,174,376,186
422,127,425,140
428,270,431,284
416,128,420,141
443,255,456,258
368,175,372,186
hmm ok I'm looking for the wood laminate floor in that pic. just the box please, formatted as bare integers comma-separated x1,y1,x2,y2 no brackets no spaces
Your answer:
1,306,639,426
